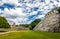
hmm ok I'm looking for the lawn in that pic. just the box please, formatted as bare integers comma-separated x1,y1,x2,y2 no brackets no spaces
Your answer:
0,30,60,39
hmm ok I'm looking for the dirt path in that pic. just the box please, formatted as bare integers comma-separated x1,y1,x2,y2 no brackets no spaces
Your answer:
0,32,10,34
0,31,27,34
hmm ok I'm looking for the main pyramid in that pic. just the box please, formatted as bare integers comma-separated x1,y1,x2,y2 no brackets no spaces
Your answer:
34,7,60,32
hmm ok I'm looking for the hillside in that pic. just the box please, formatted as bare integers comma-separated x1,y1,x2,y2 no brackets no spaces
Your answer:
19,19,41,30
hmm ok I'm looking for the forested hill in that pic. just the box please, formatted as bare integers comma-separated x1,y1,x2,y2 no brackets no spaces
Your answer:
20,19,41,30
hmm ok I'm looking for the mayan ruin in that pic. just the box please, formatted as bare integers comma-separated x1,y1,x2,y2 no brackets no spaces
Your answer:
34,8,60,32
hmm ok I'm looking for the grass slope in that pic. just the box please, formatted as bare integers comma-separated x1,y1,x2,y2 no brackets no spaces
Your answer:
0,30,60,39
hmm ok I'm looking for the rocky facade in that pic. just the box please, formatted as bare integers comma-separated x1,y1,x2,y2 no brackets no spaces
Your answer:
34,8,60,32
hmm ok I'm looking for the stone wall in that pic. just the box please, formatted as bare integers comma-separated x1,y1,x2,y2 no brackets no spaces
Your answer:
34,9,60,32
11,25,28,30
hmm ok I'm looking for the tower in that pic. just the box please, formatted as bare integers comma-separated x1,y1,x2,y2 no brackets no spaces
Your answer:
11,22,16,30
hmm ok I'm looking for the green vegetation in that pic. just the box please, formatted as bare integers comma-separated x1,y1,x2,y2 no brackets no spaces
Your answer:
19,19,41,30
57,7,60,13
29,19,41,30
0,30,60,39
0,16,10,28
20,24,29,27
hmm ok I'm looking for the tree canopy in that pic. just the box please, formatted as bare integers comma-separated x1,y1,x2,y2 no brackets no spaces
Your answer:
0,16,10,28
57,7,60,13
18,19,41,30
29,19,41,30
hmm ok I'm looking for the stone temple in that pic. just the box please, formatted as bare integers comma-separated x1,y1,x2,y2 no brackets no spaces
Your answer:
34,8,60,32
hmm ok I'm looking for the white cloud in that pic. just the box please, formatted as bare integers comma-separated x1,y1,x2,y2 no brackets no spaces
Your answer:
0,9,2,13
0,0,60,24
0,8,28,24
29,11,38,16
36,15,45,19
2,8,27,17
10,8,26,16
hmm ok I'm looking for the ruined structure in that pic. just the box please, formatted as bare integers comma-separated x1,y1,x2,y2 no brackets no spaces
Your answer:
11,23,28,30
34,8,60,32
11,22,16,30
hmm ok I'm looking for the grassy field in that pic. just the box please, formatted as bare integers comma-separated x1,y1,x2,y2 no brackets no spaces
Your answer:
0,30,60,39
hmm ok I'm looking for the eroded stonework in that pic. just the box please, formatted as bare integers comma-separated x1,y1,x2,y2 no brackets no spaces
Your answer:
34,8,60,32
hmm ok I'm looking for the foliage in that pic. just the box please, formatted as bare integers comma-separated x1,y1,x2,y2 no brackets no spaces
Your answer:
0,16,10,28
29,19,41,30
18,19,41,30
20,24,29,27
57,7,60,13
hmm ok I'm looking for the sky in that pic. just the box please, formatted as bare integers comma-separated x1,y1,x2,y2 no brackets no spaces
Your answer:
0,0,60,25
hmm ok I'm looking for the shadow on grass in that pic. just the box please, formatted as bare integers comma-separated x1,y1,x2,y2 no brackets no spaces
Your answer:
0,30,7,32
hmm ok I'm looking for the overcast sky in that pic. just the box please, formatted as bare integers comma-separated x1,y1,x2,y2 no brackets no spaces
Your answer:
0,0,60,25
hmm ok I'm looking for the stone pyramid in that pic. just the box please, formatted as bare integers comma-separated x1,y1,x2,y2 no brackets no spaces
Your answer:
34,8,60,32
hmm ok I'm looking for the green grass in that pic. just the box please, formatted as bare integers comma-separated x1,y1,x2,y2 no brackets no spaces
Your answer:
0,30,60,39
